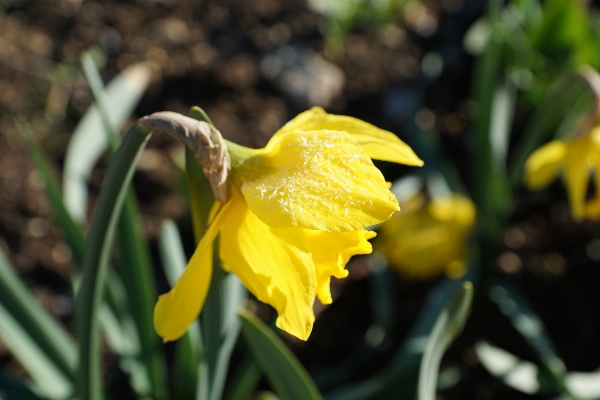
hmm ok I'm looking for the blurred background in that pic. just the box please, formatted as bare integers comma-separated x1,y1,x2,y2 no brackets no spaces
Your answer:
2,0,600,398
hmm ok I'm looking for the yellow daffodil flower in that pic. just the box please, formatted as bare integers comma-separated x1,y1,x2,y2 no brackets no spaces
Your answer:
154,107,423,341
524,126,600,221
375,193,475,280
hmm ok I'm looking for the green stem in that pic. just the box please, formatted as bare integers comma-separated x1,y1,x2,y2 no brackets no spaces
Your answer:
0,250,77,382
186,107,246,400
469,0,503,209
75,123,151,400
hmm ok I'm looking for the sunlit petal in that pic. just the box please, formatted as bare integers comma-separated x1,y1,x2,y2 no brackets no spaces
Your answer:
275,107,423,166
236,129,399,232
219,191,316,340
153,200,231,342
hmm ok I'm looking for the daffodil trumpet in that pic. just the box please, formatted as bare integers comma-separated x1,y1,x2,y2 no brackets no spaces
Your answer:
151,107,423,341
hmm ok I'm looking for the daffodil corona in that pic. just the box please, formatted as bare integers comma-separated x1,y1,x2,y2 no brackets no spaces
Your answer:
153,107,423,341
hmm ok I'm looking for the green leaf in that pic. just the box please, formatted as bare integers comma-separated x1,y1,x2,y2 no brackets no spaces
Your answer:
223,354,262,400
74,122,151,400
476,341,542,395
477,341,600,399
0,301,73,399
417,281,473,400
82,52,168,400
15,117,86,265
158,219,189,286
239,308,323,400
488,281,571,395
15,115,153,398
63,60,152,224
325,267,477,400
0,250,76,381
116,195,168,400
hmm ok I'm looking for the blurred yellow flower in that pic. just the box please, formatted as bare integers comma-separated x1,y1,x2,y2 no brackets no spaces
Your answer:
375,194,476,280
524,126,600,221
154,107,423,341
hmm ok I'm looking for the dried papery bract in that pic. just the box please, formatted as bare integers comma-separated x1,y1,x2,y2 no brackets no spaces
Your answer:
138,111,230,203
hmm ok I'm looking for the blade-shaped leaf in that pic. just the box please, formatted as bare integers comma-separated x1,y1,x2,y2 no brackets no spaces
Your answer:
417,281,473,400
16,115,153,398
476,341,541,395
15,117,85,265
0,250,76,381
239,308,323,400
0,302,73,399
223,354,262,400
477,341,600,400
488,281,572,396
63,61,151,224
81,53,168,400
75,123,151,400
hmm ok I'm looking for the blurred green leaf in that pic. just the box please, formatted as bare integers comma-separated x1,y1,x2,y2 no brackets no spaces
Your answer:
0,301,73,399
476,341,542,395
224,354,262,400
417,281,473,400
528,0,599,68
82,53,168,400
477,341,600,399
116,198,168,400
158,219,189,285
75,123,151,400
15,117,85,265
16,115,153,398
566,372,600,399
0,250,76,382
239,308,323,400
325,269,477,400
488,281,571,395
63,60,152,224
469,0,510,239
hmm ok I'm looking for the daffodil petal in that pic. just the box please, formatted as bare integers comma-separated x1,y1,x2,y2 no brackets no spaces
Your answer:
153,200,231,342
585,155,600,219
236,129,399,232
564,139,592,221
276,107,423,166
428,194,476,227
524,140,567,190
304,229,376,304
219,191,316,340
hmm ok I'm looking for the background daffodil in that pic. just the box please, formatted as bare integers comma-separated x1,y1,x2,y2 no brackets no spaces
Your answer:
375,193,476,281
154,107,423,341
524,126,600,221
